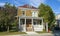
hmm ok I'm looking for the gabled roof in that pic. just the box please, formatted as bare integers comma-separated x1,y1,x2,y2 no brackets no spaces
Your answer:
18,4,37,9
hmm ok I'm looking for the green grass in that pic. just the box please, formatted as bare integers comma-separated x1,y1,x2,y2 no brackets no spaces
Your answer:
37,31,48,33
36,31,47,34
36,30,48,34
0,32,26,35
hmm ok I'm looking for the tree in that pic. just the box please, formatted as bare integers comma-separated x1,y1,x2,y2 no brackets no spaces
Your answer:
0,7,6,31
38,3,55,30
0,2,17,32
4,2,17,32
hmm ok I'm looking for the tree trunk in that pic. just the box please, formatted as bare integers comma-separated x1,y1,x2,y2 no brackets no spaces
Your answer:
46,22,48,32
7,26,9,32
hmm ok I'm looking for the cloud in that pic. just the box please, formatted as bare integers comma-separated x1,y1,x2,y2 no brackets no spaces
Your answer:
14,0,20,5
29,0,46,7
0,3,5,6
54,7,60,14
13,0,30,7
13,0,46,7
0,0,46,7
57,0,60,1
55,7,60,12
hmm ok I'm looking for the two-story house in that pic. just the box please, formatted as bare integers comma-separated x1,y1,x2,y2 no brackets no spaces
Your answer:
17,4,44,32
56,14,60,28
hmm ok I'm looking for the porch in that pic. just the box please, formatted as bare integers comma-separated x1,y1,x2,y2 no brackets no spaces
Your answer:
18,16,43,32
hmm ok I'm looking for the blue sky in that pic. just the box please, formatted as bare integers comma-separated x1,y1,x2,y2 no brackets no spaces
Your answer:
0,0,60,15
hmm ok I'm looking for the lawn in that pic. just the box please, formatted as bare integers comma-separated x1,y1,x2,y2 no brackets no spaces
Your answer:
36,30,48,34
0,32,26,35
36,31,47,34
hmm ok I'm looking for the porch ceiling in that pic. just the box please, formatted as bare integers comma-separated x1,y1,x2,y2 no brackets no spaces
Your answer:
19,16,43,19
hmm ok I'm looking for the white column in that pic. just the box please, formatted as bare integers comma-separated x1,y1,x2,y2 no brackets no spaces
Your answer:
42,18,44,31
19,17,20,31
42,19,43,25
32,18,33,31
25,18,26,32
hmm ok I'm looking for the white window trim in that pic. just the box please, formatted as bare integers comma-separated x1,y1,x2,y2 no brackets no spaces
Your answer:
32,11,38,17
21,9,26,16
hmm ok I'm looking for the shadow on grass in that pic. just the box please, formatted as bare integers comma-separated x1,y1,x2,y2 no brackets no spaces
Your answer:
36,30,48,34
0,31,26,35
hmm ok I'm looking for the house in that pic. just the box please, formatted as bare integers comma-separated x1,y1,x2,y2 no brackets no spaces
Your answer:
55,14,60,28
16,4,44,32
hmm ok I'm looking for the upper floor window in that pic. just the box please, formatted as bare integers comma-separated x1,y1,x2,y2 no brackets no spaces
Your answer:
32,12,38,17
22,10,25,16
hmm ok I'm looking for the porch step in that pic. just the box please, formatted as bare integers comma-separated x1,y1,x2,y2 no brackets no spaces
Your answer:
26,32,38,34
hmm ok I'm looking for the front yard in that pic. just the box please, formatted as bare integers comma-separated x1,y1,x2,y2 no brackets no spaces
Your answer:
0,32,26,35
36,30,48,34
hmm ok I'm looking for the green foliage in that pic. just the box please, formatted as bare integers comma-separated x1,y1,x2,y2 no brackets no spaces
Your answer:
38,3,55,29
0,32,26,35
10,20,18,32
0,2,17,32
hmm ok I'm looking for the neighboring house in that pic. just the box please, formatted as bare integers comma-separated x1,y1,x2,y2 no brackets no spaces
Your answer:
16,4,44,32
55,14,60,28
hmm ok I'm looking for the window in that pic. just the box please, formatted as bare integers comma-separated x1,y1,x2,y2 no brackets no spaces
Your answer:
39,20,42,25
37,20,42,25
33,21,37,25
22,10,25,16
32,12,35,17
20,19,25,25
33,20,37,25
32,12,38,17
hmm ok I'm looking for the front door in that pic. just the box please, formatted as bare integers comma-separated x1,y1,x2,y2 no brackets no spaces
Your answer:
26,19,33,31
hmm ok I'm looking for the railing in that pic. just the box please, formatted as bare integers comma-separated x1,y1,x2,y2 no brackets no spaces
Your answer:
33,25,43,31
20,25,25,32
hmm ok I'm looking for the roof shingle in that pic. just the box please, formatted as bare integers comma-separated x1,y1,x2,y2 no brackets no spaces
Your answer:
18,4,37,9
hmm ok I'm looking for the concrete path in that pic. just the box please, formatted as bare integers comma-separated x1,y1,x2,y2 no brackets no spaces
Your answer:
26,32,38,34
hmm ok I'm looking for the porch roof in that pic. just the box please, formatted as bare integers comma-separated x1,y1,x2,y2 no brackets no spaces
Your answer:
19,16,43,19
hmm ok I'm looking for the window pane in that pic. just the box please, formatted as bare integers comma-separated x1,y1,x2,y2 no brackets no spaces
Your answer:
22,11,25,16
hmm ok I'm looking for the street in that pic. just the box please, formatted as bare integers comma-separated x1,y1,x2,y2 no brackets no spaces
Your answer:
53,30,60,36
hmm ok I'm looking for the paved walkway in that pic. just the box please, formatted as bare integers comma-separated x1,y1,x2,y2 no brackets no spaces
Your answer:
26,32,38,34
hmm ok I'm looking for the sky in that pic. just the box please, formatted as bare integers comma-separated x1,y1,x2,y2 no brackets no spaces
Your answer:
0,0,60,15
